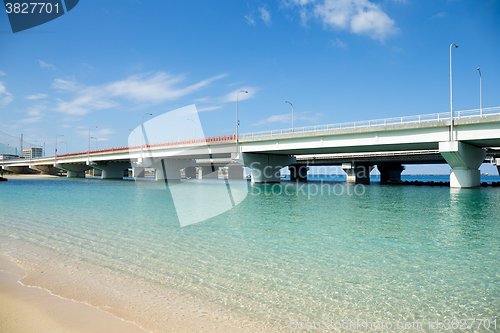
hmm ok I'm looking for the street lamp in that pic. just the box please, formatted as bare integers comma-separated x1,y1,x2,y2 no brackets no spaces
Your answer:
477,67,482,117
236,90,248,151
129,129,137,146
141,113,152,162
55,135,64,162
60,141,68,155
285,100,294,133
450,43,458,141
187,118,195,140
88,126,97,164
91,137,98,151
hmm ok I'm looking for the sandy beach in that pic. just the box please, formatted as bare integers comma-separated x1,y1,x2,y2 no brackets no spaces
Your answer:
0,239,275,333
0,256,146,333
0,174,62,179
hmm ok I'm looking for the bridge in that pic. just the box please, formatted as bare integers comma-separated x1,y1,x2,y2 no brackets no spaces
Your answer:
2,107,500,188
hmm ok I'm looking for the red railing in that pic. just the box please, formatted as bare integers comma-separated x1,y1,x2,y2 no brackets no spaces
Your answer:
56,134,236,158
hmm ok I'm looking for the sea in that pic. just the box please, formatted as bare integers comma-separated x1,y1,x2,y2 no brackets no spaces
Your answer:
0,174,499,332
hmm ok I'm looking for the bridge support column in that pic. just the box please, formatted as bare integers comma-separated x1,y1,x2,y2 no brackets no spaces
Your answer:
377,163,405,184
289,165,309,181
439,141,486,188
240,153,296,183
55,163,90,178
29,165,61,175
199,166,219,179
132,167,145,178
154,159,195,181
342,162,373,184
3,166,32,174
184,166,197,179
88,168,102,177
93,162,131,180
227,165,244,179
496,158,500,176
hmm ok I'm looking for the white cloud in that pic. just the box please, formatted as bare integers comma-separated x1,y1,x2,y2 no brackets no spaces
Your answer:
430,12,446,19
26,93,49,100
222,87,258,103
253,114,291,126
331,38,347,48
290,0,398,41
0,70,6,76
259,6,272,25
19,104,46,124
52,79,82,92
106,72,227,103
38,60,56,69
78,127,116,139
198,105,223,112
52,72,227,116
253,112,324,126
19,116,42,124
245,14,256,25
55,87,117,116
0,82,13,106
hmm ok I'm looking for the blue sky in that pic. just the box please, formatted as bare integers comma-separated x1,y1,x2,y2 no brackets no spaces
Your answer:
1,0,499,173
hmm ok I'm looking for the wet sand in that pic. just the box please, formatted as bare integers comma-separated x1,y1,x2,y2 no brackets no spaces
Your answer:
0,239,276,333
0,256,147,333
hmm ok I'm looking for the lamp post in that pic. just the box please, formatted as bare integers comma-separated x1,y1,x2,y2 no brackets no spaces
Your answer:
141,113,152,162
55,135,63,162
91,137,98,151
187,118,195,140
450,43,458,141
60,141,67,155
88,126,97,164
285,100,294,133
477,67,482,117
129,129,137,146
236,90,248,151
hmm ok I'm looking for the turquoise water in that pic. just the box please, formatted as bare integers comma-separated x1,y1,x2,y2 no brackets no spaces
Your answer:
1,177,499,330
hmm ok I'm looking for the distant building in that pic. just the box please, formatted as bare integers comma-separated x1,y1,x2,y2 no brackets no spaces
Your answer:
22,147,43,159
0,154,18,161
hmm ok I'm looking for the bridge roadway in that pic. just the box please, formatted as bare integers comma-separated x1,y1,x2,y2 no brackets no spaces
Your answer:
2,107,500,188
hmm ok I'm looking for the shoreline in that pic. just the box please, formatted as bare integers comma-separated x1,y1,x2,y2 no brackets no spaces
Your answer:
0,174,62,179
0,238,276,333
0,255,147,333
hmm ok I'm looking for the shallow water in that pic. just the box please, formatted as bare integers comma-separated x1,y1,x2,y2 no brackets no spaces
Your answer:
1,177,499,330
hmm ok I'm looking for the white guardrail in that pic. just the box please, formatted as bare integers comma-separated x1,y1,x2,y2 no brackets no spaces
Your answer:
240,106,500,139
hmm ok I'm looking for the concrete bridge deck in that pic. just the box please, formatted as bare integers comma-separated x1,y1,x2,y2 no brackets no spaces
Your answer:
2,107,500,187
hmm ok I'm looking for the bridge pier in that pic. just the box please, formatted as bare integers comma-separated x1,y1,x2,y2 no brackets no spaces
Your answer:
29,165,61,175
92,162,131,179
3,166,33,174
496,158,500,176
227,165,244,179
439,141,486,188
153,159,195,181
132,167,145,178
184,166,197,179
342,162,373,184
55,163,90,178
289,165,308,181
199,165,219,179
87,168,102,177
377,163,405,183
240,153,295,183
